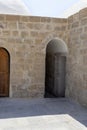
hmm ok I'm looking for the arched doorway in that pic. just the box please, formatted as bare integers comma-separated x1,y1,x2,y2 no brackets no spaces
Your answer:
0,48,10,97
45,38,68,98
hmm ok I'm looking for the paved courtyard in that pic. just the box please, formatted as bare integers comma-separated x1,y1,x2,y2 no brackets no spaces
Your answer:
0,98,87,130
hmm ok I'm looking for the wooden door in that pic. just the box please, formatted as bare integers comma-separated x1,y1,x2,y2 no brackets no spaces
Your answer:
0,48,9,97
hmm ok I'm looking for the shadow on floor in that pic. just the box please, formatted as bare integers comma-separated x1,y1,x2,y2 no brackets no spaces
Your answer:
0,98,87,127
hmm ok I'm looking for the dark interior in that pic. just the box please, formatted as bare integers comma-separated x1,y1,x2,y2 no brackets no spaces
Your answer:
45,40,66,98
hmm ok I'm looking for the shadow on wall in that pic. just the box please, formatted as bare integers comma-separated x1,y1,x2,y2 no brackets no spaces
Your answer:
44,38,68,98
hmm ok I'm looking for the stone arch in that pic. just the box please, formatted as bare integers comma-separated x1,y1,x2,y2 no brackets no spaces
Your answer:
46,38,68,54
42,33,67,49
45,37,68,98
0,47,10,97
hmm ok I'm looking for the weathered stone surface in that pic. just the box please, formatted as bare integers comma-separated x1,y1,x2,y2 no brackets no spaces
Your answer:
18,22,27,29
2,30,11,37
6,15,20,21
7,22,17,29
0,7,87,107
68,16,73,23
21,31,29,38
73,13,79,22
81,18,87,26
0,13,68,99
29,16,41,22
20,16,29,22
72,22,79,28
41,17,51,23
66,7,87,107
0,15,5,21
79,8,87,19
52,18,67,23
12,31,20,37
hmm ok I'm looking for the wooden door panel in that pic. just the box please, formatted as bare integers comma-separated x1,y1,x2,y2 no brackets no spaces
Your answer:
0,73,8,96
0,49,9,72
0,48,9,97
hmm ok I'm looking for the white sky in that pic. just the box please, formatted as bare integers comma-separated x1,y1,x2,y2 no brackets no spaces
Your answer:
23,0,80,17
0,0,86,17
62,0,87,18
0,0,29,15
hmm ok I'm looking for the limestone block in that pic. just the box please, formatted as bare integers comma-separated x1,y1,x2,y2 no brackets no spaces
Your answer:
0,15,5,21
80,18,87,26
84,26,87,32
6,15,20,21
12,31,20,37
41,17,51,23
68,16,73,24
72,22,79,28
7,22,17,29
18,22,27,29
73,13,79,22
0,22,7,29
79,8,87,19
2,30,11,37
30,31,38,37
20,16,29,22
29,16,41,22
21,31,29,38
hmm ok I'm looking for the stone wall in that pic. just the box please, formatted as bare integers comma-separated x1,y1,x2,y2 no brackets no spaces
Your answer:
0,14,67,98
66,8,87,106
0,8,87,107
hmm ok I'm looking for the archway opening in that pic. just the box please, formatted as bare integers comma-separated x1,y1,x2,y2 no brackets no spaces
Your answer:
45,38,68,98
0,48,10,97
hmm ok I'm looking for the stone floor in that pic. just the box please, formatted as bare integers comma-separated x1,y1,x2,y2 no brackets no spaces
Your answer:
0,98,87,130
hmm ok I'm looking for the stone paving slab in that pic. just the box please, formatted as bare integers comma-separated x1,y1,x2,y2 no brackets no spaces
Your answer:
0,98,87,130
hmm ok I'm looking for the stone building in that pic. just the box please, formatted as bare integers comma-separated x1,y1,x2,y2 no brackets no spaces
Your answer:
0,8,87,107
